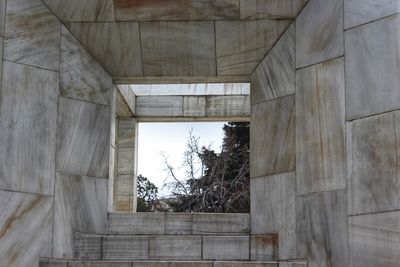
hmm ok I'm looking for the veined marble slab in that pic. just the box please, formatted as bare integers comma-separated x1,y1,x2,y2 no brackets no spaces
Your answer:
0,0,5,36
140,21,216,77
251,173,296,259
116,87,134,117
202,236,249,260
0,190,53,267
205,95,250,117
251,24,295,104
149,236,202,260
114,0,239,21
216,19,290,76
240,0,308,20
345,0,400,29
43,0,114,22
296,190,348,267
250,95,295,178
295,0,344,68
67,22,143,77
296,58,346,195
348,112,400,215
56,97,110,178
136,96,183,117
61,26,112,106
53,173,108,258
117,117,136,174
117,85,136,115
4,0,61,71
345,14,400,120
0,61,58,195
349,211,400,267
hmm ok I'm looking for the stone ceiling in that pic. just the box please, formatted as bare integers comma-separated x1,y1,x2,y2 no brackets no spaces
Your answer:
43,0,308,83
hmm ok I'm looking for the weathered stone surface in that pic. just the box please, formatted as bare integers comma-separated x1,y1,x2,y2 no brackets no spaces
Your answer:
251,24,295,104
240,0,308,20
53,173,108,258
149,236,202,260
349,211,400,267
43,0,114,22
4,0,60,71
117,85,136,115
136,96,183,117
250,95,295,178
348,112,400,215
114,0,240,21
345,0,400,29
40,261,67,267
296,58,346,195
296,190,348,267
116,87,134,117
116,118,136,174
108,213,165,234
250,172,296,259
74,233,102,260
203,236,249,260
183,96,207,117
295,0,344,68
250,235,278,261
205,95,250,117
67,22,142,77
60,26,112,106
0,0,5,36
279,263,307,267
216,19,290,76
141,21,216,77
192,213,250,235
103,236,149,260
56,97,110,178
69,262,131,267
0,190,53,267
345,15,400,120
166,213,193,235
214,263,277,267
0,61,58,195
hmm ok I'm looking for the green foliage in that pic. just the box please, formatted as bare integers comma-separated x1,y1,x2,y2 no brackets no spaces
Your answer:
137,174,159,212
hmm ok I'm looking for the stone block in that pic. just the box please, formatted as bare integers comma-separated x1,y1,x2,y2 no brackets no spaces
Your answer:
108,213,166,234
296,190,348,267
0,0,5,36
117,85,136,115
345,14,400,120
250,172,296,259
149,236,202,260
69,262,131,267
56,97,110,178
192,213,250,235
183,96,207,117
136,96,183,117
4,0,61,71
240,0,308,20
74,233,102,260
216,19,290,76
103,236,149,260
348,112,400,215
0,61,58,195
53,173,108,258
296,58,346,195
214,263,277,267
0,190,53,267
60,26,112,106
250,235,278,261
39,261,67,267
251,24,295,104
166,213,193,235
296,0,344,68
140,21,216,77
250,95,295,178
205,95,250,117
349,211,400,267
116,117,137,174
203,236,249,260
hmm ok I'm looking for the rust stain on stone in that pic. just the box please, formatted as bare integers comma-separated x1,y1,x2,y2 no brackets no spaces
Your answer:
254,234,279,246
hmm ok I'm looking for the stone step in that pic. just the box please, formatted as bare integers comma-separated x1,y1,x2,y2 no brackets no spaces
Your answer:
74,233,278,262
108,213,250,235
40,260,307,267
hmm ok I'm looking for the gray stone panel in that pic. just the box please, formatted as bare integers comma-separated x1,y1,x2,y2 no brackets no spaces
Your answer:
4,0,61,71
296,58,346,195
67,22,143,77
348,112,400,215
149,236,202,260
345,15,400,120
117,85,136,115
40,261,67,267
205,95,250,117
0,0,5,36
251,24,295,104
0,61,58,195
56,97,110,178
43,0,114,22
345,0,400,29
250,95,295,178
60,26,112,106
250,235,278,261
114,0,240,21
140,21,216,77
295,0,344,68
192,213,250,235
203,236,249,260
136,96,183,117
117,118,136,175
103,236,149,260
240,0,308,20
70,262,131,267
296,190,348,267
183,96,207,117
250,172,296,259
216,19,290,76
349,211,400,267
53,173,108,258
166,213,193,235
214,263,277,267
74,233,102,260
0,190,53,267
108,213,166,235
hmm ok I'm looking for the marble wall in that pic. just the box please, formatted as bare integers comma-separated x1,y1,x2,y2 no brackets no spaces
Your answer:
250,0,400,266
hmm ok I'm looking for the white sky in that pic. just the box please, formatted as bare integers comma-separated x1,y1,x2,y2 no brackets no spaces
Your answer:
137,122,226,197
